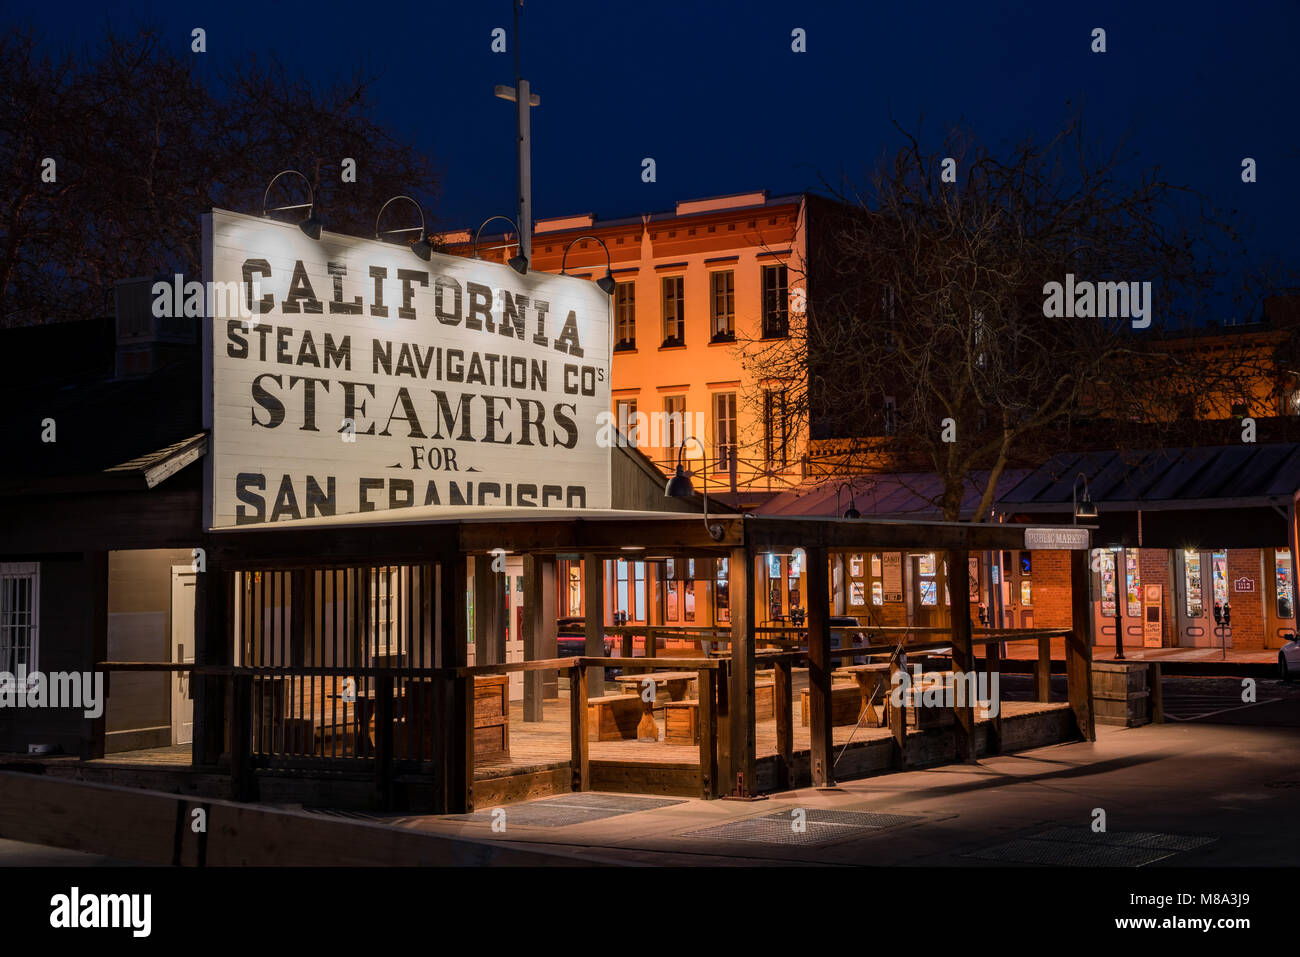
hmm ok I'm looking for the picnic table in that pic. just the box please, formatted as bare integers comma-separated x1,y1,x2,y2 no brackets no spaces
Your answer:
837,663,894,727
614,671,698,741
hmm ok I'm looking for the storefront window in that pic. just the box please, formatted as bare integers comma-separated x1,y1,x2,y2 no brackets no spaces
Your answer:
633,562,646,622
919,553,936,576
1277,549,1294,619
850,582,866,606
1020,580,1032,606
871,581,883,605
567,564,582,616
1099,549,1117,617
787,548,804,613
850,554,864,577
1184,549,1203,619
870,553,882,577
1211,551,1228,611
1125,551,1142,618
683,560,696,623
615,560,629,619
920,580,938,606
716,557,729,622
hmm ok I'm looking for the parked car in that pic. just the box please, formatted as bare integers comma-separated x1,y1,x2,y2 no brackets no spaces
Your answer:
829,615,868,666
556,617,619,678
1280,633,1300,682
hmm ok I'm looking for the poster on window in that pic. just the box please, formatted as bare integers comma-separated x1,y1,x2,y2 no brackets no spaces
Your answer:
882,552,903,602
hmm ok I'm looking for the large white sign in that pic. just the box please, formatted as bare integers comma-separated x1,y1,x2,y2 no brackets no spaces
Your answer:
203,209,611,528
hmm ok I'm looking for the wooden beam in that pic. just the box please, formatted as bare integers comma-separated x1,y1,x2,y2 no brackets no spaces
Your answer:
82,551,109,761
946,548,976,763
194,561,230,768
583,554,605,698
773,656,793,791
473,554,502,666
1034,636,1052,701
888,655,907,769
985,639,1002,755
435,552,471,814
1149,662,1164,723
569,662,589,791
806,545,834,787
522,555,544,722
539,557,558,700
728,547,756,797
1067,549,1096,741
697,667,717,799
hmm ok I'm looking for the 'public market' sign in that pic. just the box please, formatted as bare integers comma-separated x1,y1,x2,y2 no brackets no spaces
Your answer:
202,209,612,528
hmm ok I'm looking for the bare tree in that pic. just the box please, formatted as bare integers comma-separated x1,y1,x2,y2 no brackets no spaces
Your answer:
0,26,439,327
741,115,1285,521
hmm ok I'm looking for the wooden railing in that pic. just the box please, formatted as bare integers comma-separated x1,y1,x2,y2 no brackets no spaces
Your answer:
99,623,1082,809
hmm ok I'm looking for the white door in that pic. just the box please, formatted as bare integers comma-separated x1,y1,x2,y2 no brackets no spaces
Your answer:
171,567,197,745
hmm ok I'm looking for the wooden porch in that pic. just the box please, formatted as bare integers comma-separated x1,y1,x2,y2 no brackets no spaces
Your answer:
85,511,1097,812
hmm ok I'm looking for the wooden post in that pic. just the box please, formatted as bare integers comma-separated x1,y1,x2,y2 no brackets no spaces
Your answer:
728,547,756,796
374,675,395,810
522,555,544,722
697,667,718,799
946,549,976,763
1034,636,1052,702
806,545,834,787
1067,550,1097,741
645,624,657,661
1148,662,1164,723
569,661,589,792
473,554,502,666
540,557,559,700
195,561,231,768
715,658,730,785
774,656,793,791
435,552,471,814
82,551,109,761
888,655,907,769
583,554,605,698
229,671,254,802
985,638,1002,755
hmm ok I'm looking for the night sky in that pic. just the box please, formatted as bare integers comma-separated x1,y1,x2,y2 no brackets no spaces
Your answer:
12,0,1299,316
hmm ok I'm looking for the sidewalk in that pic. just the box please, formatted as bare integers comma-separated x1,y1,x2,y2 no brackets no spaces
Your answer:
402,717,1300,866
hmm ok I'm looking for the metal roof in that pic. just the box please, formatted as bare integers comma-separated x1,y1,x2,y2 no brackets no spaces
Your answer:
758,470,1034,520
996,444,1300,512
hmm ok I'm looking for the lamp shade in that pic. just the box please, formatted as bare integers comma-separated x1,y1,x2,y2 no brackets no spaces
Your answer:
1074,500,1099,521
665,465,694,498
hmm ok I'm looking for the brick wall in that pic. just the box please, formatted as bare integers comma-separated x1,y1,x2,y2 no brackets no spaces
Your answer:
1226,549,1265,650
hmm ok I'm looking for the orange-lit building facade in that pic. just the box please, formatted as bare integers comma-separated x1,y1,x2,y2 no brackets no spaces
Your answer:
447,196,1299,662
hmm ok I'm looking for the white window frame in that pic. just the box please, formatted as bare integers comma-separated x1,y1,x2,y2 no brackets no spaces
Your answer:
0,563,40,683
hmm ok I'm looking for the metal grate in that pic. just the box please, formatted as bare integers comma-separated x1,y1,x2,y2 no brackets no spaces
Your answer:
458,794,685,828
965,828,1217,866
681,808,922,847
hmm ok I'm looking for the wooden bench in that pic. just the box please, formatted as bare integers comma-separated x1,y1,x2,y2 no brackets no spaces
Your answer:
664,700,700,745
588,693,643,741
800,683,862,727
